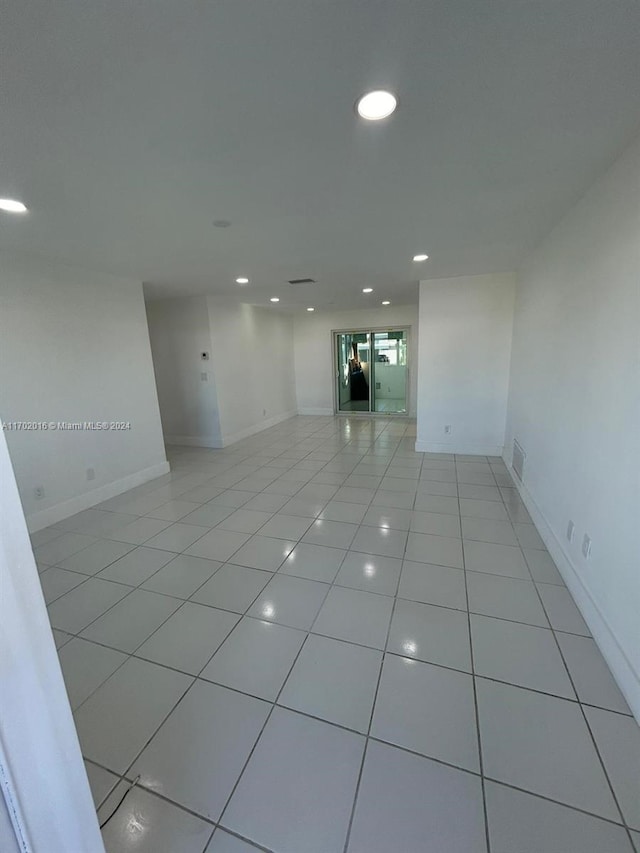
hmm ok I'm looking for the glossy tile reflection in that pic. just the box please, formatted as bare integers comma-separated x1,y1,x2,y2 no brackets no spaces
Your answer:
35,415,636,852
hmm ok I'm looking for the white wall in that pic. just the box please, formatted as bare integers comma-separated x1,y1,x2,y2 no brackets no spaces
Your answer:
416,274,515,454
146,297,222,446
0,415,105,852
0,255,168,531
0,790,21,853
207,300,297,444
293,305,419,415
505,136,640,718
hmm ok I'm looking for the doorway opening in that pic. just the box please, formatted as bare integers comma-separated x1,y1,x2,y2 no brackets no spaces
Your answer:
334,329,409,414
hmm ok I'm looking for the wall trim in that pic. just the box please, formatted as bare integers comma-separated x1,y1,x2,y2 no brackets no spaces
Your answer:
415,441,504,456
220,409,298,447
26,460,171,533
164,434,223,448
504,459,640,723
297,407,334,416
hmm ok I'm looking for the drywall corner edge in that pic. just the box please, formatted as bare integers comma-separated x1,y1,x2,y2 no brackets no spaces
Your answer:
503,459,640,722
26,460,170,533
415,441,504,456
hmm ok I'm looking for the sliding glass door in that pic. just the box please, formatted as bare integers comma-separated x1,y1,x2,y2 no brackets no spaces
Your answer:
371,330,408,413
336,332,371,412
334,329,408,414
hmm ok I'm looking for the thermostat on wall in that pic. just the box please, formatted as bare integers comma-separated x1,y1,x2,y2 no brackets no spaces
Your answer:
201,352,209,360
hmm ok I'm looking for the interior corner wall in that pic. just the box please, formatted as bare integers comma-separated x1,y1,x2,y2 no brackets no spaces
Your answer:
504,135,640,719
415,274,516,455
0,254,168,532
293,304,419,416
146,297,223,447
206,300,297,445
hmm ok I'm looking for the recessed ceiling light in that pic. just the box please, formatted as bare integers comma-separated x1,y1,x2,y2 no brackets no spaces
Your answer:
270,297,280,303
356,90,397,121
382,300,391,305
306,307,315,312
0,198,27,213
362,288,373,294
235,277,249,284
413,253,429,262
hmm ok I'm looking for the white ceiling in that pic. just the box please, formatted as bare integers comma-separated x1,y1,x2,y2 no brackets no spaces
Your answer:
1,0,639,311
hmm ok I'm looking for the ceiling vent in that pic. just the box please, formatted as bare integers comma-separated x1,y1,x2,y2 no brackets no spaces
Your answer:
288,278,316,285
512,440,526,482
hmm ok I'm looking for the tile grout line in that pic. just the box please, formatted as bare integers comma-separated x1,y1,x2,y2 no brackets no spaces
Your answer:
42,419,636,847
94,701,635,841
208,418,403,850
167,418,358,844
83,424,340,836
212,580,337,840
496,464,637,843
69,613,632,725
341,435,416,853
457,451,493,853
110,432,636,840
523,540,637,843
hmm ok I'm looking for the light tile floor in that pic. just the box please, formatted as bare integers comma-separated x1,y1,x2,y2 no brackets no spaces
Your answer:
33,416,639,853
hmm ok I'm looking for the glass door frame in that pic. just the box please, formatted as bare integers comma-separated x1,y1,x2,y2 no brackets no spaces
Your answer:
332,326,410,417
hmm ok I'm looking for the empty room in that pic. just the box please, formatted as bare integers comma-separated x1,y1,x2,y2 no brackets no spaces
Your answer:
1,2,639,852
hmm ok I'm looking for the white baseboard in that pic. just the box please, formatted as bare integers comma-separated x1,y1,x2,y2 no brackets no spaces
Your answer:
26,460,171,533
220,409,298,447
164,434,223,448
415,440,504,456
504,460,640,723
297,407,334,416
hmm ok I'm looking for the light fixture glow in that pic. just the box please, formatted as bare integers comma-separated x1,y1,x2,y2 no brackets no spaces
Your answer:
413,253,429,262
382,300,391,305
306,307,315,312
235,277,249,284
356,90,397,121
362,288,373,294
270,297,280,303
0,198,27,213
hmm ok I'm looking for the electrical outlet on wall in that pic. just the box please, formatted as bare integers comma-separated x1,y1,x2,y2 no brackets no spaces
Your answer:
582,534,592,559
86,467,96,481
444,425,452,435
34,486,45,500
566,520,575,543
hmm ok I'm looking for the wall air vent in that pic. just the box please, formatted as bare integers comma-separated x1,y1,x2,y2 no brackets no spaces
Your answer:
288,278,316,285
512,440,526,482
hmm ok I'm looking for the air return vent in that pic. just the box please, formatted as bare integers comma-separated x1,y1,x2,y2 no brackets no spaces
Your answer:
512,440,526,482
288,278,316,285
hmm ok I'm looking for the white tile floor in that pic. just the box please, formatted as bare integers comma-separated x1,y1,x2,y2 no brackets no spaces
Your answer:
33,416,639,853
